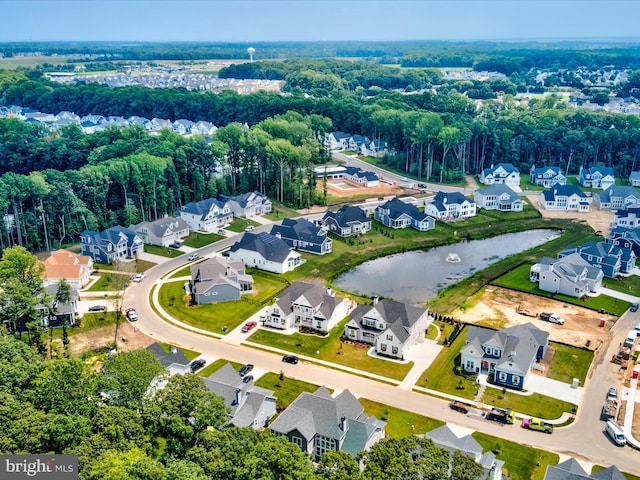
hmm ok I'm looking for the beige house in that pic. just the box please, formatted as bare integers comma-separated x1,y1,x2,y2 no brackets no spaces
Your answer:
43,249,94,289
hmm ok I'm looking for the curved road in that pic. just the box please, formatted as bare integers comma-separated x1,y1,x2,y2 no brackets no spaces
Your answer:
125,220,640,474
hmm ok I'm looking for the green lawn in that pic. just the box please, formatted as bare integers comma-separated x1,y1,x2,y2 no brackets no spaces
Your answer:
158,342,200,361
168,265,191,279
85,272,131,292
183,232,224,248
480,388,576,420
602,275,640,297
196,358,243,377
157,272,289,333
546,342,593,384
225,218,260,233
254,372,323,410
592,465,640,480
94,259,157,273
144,244,184,258
359,398,444,437
473,431,559,480
248,318,413,381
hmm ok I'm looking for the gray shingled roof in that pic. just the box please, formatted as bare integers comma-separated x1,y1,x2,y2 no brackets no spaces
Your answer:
350,299,428,343
228,232,294,263
272,281,343,321
146,342,189,368
271,218,327,245
323,205,370,229
181,198,228,220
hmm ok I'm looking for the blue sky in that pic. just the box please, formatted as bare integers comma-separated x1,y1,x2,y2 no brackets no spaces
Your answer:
2,0,640,43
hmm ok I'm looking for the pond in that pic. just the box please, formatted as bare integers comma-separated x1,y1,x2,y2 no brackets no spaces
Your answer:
333,229,561,304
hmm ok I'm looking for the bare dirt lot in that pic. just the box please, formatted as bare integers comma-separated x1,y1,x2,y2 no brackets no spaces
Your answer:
59,321,156,358
451,286,616,349
525,194,614,234
321,179,405,198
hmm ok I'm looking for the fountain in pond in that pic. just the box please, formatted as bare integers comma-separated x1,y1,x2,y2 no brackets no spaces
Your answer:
445,253,461,263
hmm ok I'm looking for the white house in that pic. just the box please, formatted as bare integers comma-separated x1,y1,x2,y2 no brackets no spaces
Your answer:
179,198,233,233
219,191,272,218
592,185,640,210
529,165,566,187
479,163,520,187
226,232,303,274
538,185,589,211
425,192,477,221
474,184,523,211
530,253,604,297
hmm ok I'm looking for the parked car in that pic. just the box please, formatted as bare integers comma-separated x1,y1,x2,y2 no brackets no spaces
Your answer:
241,321,257,333
88,305,106,312
188,253,199,261
239,364,254,376
282,355,299,364
242,375,254,384
606,420,627,446
631,303,639,312
169,241,182,249
131,273,145,282
244,225,254,232
190,359,206,372
217,229,226,235
125,308,138,321
607,387,618,402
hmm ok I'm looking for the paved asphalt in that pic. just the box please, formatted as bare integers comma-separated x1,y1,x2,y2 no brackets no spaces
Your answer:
121,163,640,474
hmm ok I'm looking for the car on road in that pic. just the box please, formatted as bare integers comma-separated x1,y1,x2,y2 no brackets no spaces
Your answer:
400,177,408,182
607,387,618,402
417,183,427,189
217,229,226,235
188,253,200,261
190,359,206,372
244,225,254,232
239,364,254,376
631,303,639,312
241,321,257,333
131,273,145,282
125,308,138,321
282,355,299,364
88,305,106,312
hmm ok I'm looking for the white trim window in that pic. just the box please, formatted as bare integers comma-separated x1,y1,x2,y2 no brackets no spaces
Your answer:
498,371,507,382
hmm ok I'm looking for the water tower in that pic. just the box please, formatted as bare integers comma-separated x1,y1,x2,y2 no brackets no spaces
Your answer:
247,47,255,62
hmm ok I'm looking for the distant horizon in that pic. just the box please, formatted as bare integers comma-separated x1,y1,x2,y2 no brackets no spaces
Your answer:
4,1,640,43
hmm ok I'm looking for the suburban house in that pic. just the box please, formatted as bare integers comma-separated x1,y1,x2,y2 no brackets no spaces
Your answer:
179,198,233,233
42,249,93,289
227,232,303,274
425,425,503,480
203,363,276,430
219,191,272,218
325,131,351,150
473,184,524,211
270,218,332,255
538,185,589,211
629,171,640,187
543,458,626,480
612,207,640,229
189,257,254,304
479,163,520,187
39,283,79,328
425,191,477,221
314,165,379,187
530,253,604,297
607,226,640,256
559,241,636,278
129,217,190,247
374,197,436,231
578,166,615,190
263,281,350,332
146,342,190,376
592,185,640,210
322,205,371,237
269,386,386,461
529,165,566,187
80,226,144,264
325,132,385,157
344,298,430,360
460,323,549,389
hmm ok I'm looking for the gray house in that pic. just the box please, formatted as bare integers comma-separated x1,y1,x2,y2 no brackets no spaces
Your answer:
129,217,190,247
203,363,276,429
271,218,332,255
592,185,640,210
189,257,253,304
530,253,604,297
474,184,523,211
219,191,272,218
530,165,566,187
269,386,385,460
80,226,144,264
375,197,436,231
146,342,190,376
322,205,371,237
544,458,625,480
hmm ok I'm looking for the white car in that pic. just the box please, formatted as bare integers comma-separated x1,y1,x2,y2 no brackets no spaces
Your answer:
131,273,145,282
188,253,199,261
244,225,254,232
126,308,138,321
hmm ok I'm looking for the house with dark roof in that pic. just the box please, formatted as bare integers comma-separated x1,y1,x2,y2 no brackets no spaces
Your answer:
343,166,379,187
538,185,589,211
479,163,520,187
227,232,303,274
271,218,332,255
203,363,276,429
425,425,503,480
612,207,640,229
39,283,79,328
344,298,430,360
578,166,615,190
530,165,567,187
179,198,233,233
322,205,372,237
543,458,625,480
629,171,640,187
374,197,435,231
559,241,635,278
269,386,385,461
530,253,604,297
593,185,640,210
474,184,523,211
129,217,190,247
146,342,190,376
42,249,94,289
219,191,272,218
189,257,253,304
425,191,477,221
263,281,350,332
461,323,549,389
607,226,640,256
80,226,144,264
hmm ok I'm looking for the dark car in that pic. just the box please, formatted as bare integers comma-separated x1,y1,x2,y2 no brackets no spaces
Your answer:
190,359,206,372
631,303,639,312
282,355,299,364
239,364,254,376
242,375,254,384
88,305,106,312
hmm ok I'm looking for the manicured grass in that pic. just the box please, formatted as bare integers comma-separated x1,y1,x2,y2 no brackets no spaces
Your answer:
480,388,576,420
168,265,191,279
157,272,289,333
430,320,455,345
473,431,559,480
359,398,444,437
197,358,243,378
183,232,224,248
492,264,630,316
603,275,640,296
85,272,131,292
225,218,259,233
94,259,157,273
248,318,413,381
416,326,478,400
546,342,593,384
144,244,184,258
158,342,200,361
254,372,323,410
426,324,439,340
592,465,640,480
